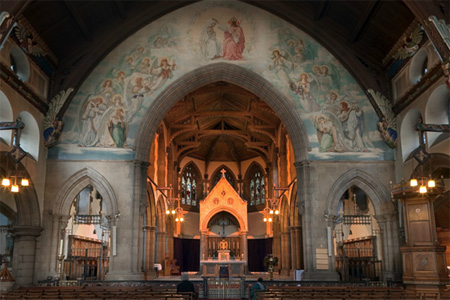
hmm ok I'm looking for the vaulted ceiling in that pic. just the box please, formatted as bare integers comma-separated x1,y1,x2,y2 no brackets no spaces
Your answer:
164,82,281,162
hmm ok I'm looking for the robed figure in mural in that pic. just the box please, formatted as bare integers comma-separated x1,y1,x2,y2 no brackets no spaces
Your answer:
216,17,245,60
108,108,128,148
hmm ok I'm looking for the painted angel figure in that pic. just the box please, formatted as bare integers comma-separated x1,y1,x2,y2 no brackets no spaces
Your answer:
292,72,320,113
148,58,176,93
200,19,221,60
268,49,295,88
338,101,367,152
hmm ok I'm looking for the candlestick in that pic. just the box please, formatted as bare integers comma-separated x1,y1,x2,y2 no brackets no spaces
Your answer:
59,239,63,255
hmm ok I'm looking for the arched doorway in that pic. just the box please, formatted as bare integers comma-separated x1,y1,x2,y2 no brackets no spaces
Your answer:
327,169,400,281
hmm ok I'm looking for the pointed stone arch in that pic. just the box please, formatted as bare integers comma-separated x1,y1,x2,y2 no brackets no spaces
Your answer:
210,165,236,190
52,167,119,216
201,207,247,233
326,168,393,217
135,63,309,164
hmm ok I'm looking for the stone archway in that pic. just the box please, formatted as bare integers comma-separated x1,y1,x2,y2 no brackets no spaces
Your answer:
326,168,400,281
135,62,309,163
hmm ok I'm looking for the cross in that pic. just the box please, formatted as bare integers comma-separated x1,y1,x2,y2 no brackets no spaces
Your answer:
220,168,226,178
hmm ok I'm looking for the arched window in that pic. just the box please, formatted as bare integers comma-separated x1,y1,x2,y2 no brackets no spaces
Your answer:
211,166,236,190
181,163,201,206
245,163,266,206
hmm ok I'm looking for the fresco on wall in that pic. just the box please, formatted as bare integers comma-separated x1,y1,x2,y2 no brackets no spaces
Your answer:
53,0,392,161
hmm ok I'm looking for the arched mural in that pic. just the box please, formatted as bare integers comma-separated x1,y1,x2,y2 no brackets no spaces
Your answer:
54,1,392,161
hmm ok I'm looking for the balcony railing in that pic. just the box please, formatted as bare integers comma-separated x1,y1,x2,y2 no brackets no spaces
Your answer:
73,215,102,224
343,215,371,225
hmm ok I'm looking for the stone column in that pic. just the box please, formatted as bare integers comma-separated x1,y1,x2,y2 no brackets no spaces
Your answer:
281,231,291,275
144,225,156,272
10,226,42,286
375,214,402,281
200,230,208,262
104,161,146,280
156,231,167,264
272,222,281,273
47,214,70,277
240,231,248,270
295,160,339,281
291,225,303,269
393,186,448,294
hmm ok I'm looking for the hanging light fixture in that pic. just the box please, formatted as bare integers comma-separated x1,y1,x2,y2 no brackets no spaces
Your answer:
159,185,184,222
262,184,287,221
1,119,30,193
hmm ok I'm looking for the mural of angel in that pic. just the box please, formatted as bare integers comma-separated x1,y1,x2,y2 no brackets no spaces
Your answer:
322,91,343,114
139,57,152,74
286,38,306,63
216,17,245,60
293,72,320,113
149,25,177,49
338,102,367,152
113,70,126,94
96,94,129,147
125,56,135,70
313,112,351,153
268,49,295,88
392,24,423,60
78,96,107,147
200,19,221,60
148,58,176,93
108,108,128,148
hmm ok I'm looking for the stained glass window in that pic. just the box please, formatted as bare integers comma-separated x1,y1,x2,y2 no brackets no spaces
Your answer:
181,163,197,206
212,168,235,189
248,165,265,206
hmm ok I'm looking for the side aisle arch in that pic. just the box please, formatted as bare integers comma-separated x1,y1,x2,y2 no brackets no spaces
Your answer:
52,167,119,216
326,168,393,217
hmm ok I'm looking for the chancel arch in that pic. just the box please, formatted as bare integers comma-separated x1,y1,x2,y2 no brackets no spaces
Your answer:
135,63,309,163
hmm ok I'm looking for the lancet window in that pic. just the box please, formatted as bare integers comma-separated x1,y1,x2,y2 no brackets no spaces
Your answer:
245,163,266,206
181,163,200,206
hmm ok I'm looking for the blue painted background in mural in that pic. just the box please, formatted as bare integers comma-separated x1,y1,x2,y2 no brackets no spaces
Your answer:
52,0,392,161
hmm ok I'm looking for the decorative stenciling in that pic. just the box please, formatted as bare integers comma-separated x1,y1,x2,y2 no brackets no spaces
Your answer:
54,0,391,161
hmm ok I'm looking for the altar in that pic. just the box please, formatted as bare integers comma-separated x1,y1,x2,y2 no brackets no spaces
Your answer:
198,170,249,278
200,260,246,277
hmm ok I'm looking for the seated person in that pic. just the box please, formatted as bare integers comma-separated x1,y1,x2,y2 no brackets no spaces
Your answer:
177,272,195,294
250,277,266,300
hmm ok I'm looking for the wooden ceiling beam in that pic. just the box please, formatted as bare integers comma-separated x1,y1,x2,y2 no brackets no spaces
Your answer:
64,0,92,41
113,0,127,19
349,0,382,43
314,0,331,20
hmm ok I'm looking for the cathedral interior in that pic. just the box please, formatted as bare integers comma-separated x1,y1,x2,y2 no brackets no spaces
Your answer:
0,0,449,299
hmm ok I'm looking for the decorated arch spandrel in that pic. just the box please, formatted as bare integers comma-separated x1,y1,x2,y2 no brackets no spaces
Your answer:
200,175,247,232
